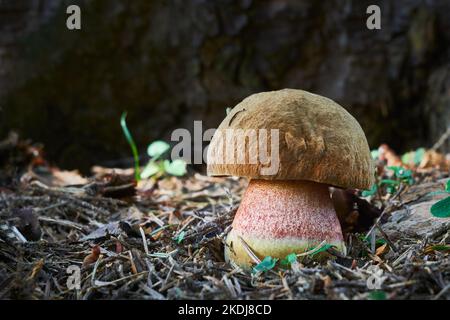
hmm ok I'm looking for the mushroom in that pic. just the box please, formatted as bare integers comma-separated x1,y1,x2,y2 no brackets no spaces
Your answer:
207,89,374,269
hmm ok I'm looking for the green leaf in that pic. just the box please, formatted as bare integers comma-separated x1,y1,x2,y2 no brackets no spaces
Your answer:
308,243,334,256
380,179,400,186
386,185,396,194
149,225,172,236
252,256,278,273
401,152,413,165
362,184,378,197
387,166,412,179
380,179,400,194
174,231,185,244
446,180,450,193
362,235,386,247
387,166,413,184
163,159,187,176
368,290,387,300
120,112,141,181
371,149,379,160
280,253,297,267
398,170,412,179
147,141,170,159
141,161,161,179
430,245,450,252
401,149,425,166
430,196,450,218
413,148,425,165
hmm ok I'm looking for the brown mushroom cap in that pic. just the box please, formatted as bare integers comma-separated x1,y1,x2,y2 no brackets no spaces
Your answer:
207,89,374,190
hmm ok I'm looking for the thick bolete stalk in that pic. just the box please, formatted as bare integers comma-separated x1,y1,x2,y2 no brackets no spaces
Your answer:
207,89,374,269
226,180,344,267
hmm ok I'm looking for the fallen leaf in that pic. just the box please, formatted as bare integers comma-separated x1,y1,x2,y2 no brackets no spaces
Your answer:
28,259,44,281
378,144,404,167
419,150,449,170
83,245,101,267
375,243,388,256
51,169,88,186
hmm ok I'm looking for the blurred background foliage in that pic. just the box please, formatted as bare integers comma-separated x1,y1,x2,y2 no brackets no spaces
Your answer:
0,0,449,172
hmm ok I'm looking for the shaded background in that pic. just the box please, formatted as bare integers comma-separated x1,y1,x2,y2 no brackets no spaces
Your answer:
0,0,449,172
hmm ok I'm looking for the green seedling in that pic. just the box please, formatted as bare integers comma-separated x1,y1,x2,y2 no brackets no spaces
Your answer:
141,141,187,179
252,256,278,274
120,112,141,181
362,166,414,198
120,112,187,180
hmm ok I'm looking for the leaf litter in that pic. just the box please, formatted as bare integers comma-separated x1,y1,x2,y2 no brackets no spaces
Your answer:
0,134,449,300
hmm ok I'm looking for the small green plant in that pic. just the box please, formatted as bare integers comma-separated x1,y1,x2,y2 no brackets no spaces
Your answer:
252,256,278,274
401,147,425,166
261,243,335,271
430,180,450,218
362,166,414,197
362,183,378,197
280,253,297,268
430,244,450,252
120,112,141,181
387,166,413,184
120,112,187,180
370,149,379,160
141,141,187,179
306,243,335,257
360,234,386,246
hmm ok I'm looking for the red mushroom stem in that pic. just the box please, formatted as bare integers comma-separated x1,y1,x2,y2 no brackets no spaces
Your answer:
226,179,345,268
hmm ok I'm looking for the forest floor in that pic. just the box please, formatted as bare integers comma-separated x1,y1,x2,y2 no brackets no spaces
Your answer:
0,132,449,300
